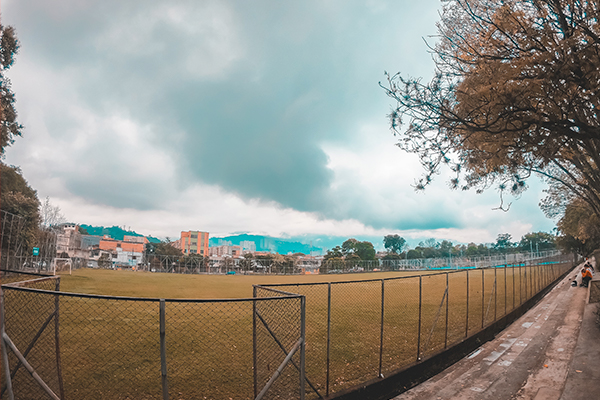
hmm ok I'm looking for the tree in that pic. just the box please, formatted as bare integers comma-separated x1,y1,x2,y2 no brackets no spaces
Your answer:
494,234,514,251
324,246,343,260
518,232,557,252
98,253,112,269
382,0,600,218
0,164,40,250
145,240,182,257
556,199,600,254
338,239,376,260
354,241,376,260
341,238,359,256
40,196,66,227
0,24,22,155
406,249,421,259
383,234,407,254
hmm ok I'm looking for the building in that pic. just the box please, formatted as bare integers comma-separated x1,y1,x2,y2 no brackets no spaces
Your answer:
55,223,89,259
98,236,145,267
180,231,209,256
240,240,256,253
209,244,243,258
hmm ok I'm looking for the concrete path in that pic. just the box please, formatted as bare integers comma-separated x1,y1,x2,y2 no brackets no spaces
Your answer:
392,266,599,400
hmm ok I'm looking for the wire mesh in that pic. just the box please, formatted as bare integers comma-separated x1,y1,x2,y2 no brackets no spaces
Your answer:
328,280,381,392
0,255,576,400
256,283,328,398
382,276,420,374
2,277,61,400
419,273,448,360
254,287,304,400
446,271,468,348
166,300,254,399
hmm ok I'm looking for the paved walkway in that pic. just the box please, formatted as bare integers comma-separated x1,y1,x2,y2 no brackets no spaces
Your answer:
393,263,600,400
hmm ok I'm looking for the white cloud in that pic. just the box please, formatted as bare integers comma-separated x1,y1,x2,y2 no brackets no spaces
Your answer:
2,0,557,249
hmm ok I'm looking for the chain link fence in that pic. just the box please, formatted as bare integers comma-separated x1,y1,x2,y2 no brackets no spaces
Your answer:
1,273,305,400
260,253,576,397
1,210,57,274
142,250,564,277
1,253,575,399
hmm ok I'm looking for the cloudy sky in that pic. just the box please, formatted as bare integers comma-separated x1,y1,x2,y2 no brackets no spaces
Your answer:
2,0,556,249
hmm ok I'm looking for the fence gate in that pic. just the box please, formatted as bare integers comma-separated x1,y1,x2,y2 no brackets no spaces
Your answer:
253,286,316,400
1,275,64,400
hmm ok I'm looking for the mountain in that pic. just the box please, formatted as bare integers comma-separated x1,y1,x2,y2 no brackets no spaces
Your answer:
79,225,161,243
209,234,325,255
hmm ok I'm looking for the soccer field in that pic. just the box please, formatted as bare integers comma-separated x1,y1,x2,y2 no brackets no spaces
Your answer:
58,268,426,298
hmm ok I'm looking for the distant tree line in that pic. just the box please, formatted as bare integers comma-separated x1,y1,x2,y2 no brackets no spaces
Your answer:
324,232,558,262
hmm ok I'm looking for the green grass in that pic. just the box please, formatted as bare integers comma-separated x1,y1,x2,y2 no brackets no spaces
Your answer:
58,268,426,298
4,264,572,400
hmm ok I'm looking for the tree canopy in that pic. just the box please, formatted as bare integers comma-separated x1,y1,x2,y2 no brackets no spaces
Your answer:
383,234,407,254
383,0,600,218
0,24,22,155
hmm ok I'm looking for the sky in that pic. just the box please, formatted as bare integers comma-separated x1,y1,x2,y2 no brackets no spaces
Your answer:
2,0,557,250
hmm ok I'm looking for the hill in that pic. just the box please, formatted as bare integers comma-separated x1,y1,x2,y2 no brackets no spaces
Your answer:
79,225,161,243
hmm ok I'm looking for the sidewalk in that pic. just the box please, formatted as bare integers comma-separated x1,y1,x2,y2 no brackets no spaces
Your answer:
392,265,600,399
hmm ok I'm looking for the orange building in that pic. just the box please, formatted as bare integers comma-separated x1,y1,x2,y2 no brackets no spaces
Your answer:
99,236,145,253
180,231,209,256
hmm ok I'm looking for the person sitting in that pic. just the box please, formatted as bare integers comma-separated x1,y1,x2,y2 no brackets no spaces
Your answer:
581,267,593,288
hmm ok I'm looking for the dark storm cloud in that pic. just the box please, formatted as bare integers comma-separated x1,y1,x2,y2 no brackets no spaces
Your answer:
6,0,467,230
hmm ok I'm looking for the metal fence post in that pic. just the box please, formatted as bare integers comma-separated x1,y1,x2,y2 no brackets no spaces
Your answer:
417,276,422,361
379,279,385,378
300,296,306,400
512,264,515,310
326,283,331,397
520,264,523,305
504,264,507,317
160,299,169,400
253,287,258,399
481,269,484,329
444,273,449,348
494,267,497,322
54,279,65,400
465,270,469,338
0,289,15,400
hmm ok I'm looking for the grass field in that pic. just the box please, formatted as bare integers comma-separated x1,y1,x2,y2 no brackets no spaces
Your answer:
2,262,573,400
58,268,427,298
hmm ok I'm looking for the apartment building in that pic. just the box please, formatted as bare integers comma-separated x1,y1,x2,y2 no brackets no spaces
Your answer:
180,231,209,256
209,244,243,257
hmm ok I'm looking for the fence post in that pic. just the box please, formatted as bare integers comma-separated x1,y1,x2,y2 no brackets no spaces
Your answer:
520,264,523,305
300,296,306,400
0,288,15,400
444,273,449,348
160,299,169,400
504,264,507,317
494,267,497,322
253,287,258,399
512,264,515,311
481,269,485,329
54,279,65,400
417,276,422,361
465,270,469,338
326,283,331,397
379,279,385,378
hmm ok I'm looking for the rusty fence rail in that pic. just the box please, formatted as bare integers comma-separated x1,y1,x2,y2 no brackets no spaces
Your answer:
0,254,575,399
